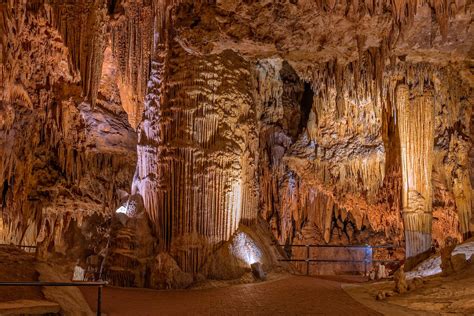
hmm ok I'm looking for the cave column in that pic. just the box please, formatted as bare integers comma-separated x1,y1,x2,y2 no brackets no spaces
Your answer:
396,84,435,258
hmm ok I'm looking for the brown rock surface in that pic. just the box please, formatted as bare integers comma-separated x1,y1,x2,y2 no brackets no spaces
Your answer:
0,0,473,288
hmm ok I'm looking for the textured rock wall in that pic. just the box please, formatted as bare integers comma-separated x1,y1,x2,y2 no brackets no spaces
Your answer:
0,0,472,280
133,32,259,273
254,52,471,265
0,2,137,260
170,0,473,261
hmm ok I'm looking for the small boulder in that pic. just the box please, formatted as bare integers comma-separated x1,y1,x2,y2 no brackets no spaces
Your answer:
150,252,193,289
368,269,376,280
385,290,395,297
452,253,467,272
251,262,266,281
376,291,386,300
394,265,407,294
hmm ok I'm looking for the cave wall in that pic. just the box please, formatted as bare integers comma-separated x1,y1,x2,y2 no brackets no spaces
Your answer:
0,0,472,280
169,0,472,265
254,54,471,268
0,2,137,259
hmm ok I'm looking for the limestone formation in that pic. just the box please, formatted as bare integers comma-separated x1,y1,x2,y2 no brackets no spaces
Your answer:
0,1,136,260
0,0,472,288
376,264,388,280
394,265,407,294
440,237,458,276
396,84,434,258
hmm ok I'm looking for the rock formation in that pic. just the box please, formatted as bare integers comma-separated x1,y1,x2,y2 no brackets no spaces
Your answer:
0,1,137,261
440,236,458,276
394,264,407,294
0,0,472,286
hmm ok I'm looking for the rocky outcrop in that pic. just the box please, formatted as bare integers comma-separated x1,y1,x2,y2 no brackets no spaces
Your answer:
104,194,156,288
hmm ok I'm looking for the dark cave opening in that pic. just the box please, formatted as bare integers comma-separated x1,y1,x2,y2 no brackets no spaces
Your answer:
299,82,314,133
108,0,124,15
1,180,8,208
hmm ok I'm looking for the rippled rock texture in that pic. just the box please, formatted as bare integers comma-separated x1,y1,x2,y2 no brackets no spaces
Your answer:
1,0,472,285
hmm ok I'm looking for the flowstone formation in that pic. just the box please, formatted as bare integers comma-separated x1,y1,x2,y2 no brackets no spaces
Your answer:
133,44,260,274
1,0,473,287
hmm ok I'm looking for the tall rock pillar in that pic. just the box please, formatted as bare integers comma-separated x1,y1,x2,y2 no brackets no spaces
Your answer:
396,84,435,258
131,3,259,273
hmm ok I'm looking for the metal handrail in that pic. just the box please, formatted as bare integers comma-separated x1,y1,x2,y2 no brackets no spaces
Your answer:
278,259,400,263
0,244,37,248
276,243,401,275
0,243,37,253
0,281,107,316
274,243,396,249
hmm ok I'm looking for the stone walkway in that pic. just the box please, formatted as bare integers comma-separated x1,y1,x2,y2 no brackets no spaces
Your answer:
82,275,381,316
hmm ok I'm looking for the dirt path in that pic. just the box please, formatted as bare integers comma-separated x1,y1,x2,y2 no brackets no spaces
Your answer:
81,275,381,316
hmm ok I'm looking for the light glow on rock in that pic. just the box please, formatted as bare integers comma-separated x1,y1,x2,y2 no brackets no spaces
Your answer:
230,232,262,266
116,206,127,214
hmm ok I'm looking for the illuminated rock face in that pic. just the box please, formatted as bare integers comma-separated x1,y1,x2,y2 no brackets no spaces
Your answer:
1,0,473,282
396,85,434,258
133,41,259,273
253,54,471,264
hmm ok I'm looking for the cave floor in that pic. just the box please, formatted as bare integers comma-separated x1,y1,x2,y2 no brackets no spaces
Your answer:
81,275,381,316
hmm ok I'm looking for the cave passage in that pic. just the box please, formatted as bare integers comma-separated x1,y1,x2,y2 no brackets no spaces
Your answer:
0,1,473,315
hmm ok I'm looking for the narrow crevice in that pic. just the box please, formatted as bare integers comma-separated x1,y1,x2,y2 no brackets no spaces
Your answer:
1,180,9,208
299,82,314,133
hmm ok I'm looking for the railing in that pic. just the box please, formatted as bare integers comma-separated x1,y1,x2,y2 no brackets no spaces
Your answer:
0,243,37,253
0,281,107,316
276,244,400,276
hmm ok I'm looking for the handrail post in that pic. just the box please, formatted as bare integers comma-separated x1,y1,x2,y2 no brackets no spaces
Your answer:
306,245,310,276
364,245,370,276
97,284,102,316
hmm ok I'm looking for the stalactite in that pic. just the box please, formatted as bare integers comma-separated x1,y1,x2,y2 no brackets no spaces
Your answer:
256,48,470,258
1,0,471,280
110,2,154,128
0,1,136,251
46,0,108,107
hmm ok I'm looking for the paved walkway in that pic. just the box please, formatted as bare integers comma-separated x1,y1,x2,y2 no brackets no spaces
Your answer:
82,276,380,316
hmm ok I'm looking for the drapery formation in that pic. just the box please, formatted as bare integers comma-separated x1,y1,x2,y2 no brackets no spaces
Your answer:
131,1,258,273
